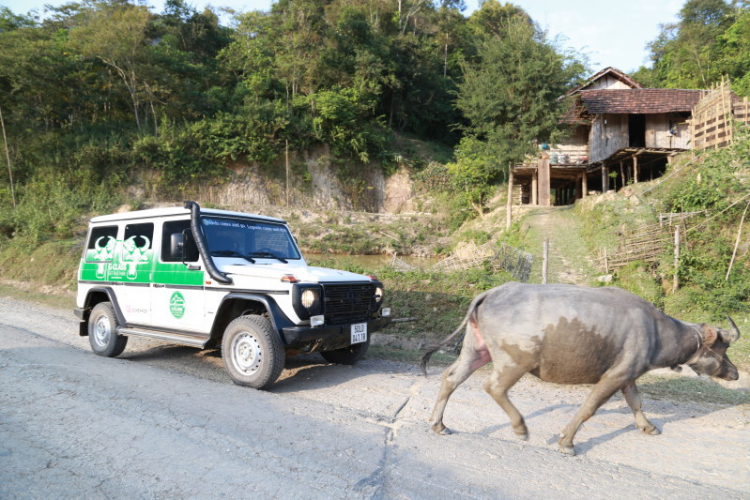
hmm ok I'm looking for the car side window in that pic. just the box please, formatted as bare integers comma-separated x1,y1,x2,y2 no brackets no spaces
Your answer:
85,226,118,262
161,220,198,262
123,223,154,249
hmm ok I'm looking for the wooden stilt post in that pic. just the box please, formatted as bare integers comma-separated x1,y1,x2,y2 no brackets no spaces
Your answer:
542,238,549,284
506,171,514,230
531,171,538,205
538,156,550,207
604,247,609,273
582,172,588,198
633,155,639,183
673,225,680,293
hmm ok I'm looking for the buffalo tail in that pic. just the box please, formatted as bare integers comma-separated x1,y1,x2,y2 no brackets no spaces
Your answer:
420,289,491,377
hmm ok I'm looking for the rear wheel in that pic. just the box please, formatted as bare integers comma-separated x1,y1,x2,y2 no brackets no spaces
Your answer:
321,338,370,365
88,302,128,357
222,315,285,389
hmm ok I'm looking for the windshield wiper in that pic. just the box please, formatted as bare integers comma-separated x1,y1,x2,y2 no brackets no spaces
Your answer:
210,250,256,263
248,251,288,263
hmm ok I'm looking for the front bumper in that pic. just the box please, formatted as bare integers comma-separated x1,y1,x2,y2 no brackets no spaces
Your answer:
281,316,391,351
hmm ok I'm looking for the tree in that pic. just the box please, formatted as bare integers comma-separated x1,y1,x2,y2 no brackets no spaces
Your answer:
643,0,734,89
716,6,750,96
456,12,584,194
69,2,153,130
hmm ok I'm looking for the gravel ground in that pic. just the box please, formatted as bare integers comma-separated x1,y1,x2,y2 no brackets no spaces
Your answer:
1,296,749,499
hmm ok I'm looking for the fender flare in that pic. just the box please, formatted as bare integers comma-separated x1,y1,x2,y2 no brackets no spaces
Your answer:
80,286,127,326
212,293,294,345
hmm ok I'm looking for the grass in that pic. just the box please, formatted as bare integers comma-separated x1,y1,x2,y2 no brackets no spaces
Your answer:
0,283,75,310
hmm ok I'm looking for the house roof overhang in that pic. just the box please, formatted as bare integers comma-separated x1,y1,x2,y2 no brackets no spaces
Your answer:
578,89,703,114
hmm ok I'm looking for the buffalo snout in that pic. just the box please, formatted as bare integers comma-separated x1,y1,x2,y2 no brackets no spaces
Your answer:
720,361,739,381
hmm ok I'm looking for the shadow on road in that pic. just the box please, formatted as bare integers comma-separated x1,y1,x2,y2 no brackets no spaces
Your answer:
120,341,416,392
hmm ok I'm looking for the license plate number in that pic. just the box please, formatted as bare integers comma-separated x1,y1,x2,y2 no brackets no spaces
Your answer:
351,323,367,344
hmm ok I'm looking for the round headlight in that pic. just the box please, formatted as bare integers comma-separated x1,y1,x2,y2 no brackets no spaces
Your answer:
374,286,384,303
301,289,319,309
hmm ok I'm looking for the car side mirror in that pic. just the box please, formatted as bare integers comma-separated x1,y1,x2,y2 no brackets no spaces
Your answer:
181,229,199,263
170,232,184,261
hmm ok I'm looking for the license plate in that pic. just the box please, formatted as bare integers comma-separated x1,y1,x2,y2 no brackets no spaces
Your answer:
351,323,367,344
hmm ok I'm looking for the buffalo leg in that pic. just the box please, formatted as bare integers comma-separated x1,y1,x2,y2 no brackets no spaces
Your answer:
428,340,491,435
558,377,623,455
622,382,660,435
484,364,530,440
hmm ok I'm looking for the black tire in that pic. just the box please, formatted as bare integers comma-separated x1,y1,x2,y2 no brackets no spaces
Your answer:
321,338,370,365
88,302,128,357
222,315,285,389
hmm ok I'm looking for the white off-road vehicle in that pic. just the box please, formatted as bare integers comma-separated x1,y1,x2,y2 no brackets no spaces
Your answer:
74,201,391,389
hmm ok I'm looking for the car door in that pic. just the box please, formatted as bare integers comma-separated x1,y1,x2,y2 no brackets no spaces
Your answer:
113,222,155,326
150,219,208,334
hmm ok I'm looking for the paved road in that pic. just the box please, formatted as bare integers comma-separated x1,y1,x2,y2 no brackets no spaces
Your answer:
1,297,748,499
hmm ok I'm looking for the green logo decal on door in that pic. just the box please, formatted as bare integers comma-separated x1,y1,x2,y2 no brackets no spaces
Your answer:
169,292,186,319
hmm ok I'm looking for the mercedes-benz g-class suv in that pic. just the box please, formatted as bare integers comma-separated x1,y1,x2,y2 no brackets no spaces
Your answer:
74,201,391,389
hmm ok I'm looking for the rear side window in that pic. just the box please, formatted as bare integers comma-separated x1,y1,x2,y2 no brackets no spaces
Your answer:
124,223,154,249
85,226,118,262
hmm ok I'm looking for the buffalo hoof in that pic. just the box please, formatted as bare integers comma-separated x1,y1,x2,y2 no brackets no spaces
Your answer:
644,426,661,436
558,435,575,455
515,431,529,441
430,423,451,435
559,444,576,456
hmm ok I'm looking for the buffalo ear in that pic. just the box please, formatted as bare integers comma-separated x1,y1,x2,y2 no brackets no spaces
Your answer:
700,324,718,345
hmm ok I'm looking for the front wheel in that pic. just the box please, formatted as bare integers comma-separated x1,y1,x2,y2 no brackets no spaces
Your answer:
321,338,370,365
222,315,285,389
88,302,128,357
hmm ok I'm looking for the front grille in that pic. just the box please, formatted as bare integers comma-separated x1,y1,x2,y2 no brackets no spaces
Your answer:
322,283,377,324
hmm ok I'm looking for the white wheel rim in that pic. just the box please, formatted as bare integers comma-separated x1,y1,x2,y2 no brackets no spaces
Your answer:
232,332,262,376
93,315,111,347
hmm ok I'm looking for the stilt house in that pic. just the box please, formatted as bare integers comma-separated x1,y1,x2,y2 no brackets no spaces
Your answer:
513,67,703,205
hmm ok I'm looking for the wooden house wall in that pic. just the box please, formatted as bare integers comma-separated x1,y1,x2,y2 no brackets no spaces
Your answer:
549,125,589,163
589,114,628,163
645,113,691,149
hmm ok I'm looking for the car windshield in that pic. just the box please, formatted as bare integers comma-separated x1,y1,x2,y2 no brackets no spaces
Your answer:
201,216,301,261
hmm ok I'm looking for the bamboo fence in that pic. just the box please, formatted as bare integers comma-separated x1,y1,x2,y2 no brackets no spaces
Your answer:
392,241,533,282
603,212,705,270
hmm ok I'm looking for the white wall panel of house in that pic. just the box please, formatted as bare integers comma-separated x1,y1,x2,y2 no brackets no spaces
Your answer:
585,76,633,91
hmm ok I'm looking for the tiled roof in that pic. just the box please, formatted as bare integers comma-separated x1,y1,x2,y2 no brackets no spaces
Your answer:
579,89,705,114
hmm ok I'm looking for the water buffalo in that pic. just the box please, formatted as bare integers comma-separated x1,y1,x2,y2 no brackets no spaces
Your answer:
421,282,741,455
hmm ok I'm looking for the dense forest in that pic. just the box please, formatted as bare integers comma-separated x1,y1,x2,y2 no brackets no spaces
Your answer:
1,0,750,246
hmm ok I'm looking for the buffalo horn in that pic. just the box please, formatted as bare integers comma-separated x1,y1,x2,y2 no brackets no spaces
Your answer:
725,315,741,343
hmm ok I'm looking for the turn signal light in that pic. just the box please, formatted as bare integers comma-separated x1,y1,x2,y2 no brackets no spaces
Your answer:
281,275,299,283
